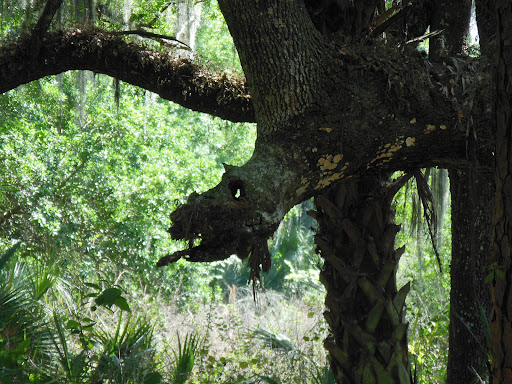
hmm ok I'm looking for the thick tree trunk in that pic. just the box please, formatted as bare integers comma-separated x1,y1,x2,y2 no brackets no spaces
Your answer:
448,168,493,384
490,1,512,383
314,174,412,384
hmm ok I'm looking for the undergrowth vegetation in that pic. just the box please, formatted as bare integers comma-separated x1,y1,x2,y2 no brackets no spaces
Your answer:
0,194,453,384
0,245,332,384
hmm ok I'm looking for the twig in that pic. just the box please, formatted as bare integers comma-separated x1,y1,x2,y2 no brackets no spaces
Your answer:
116,29,191,49
405,30,444,45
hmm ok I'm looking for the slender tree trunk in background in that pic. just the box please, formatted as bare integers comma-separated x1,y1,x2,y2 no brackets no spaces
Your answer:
430,0,472,57
315,175,412,384
428,1,493,381
176,0,202,52
476,0,497,60
414,208,424,291
448,168,493,383
490,1,512,382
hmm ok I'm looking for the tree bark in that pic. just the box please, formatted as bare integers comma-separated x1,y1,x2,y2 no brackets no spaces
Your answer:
448,168,493,384
490,1,512,383
475,0,497,60
315,174,413,384
218,0,330,135
427,2,495,382
430,0,472,58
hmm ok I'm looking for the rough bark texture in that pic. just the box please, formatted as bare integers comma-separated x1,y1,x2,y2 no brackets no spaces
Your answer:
218,0,329,135
428,2,494,382
490,1,512,382
448,168,493,384
315,174,412,384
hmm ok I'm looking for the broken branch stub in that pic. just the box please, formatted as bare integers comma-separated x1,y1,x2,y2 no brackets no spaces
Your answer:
156,153,297,282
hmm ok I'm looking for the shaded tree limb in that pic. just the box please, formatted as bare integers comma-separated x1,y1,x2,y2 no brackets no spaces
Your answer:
0,29,254,123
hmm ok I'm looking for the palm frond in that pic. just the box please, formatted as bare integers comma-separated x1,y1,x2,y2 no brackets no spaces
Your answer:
172,332,199,384
251,328,295,353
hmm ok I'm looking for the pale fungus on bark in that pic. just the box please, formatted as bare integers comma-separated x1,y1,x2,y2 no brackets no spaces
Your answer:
315,172,344,189
406,137,416,147
317,154,344,171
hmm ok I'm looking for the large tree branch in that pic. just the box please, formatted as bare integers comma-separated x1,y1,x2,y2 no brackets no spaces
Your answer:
158,55,495,271
0,29,255,123
157,0,495,277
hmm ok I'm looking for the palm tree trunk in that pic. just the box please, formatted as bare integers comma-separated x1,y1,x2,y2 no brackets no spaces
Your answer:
314,174,412,384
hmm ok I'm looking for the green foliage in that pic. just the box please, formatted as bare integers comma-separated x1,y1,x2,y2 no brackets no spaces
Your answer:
51,312,90,384
172,333,199,384
394,170,452,383
0,245,164,384
94,287,131,312
0,245,55,383
268,201,322,295
208,200,323,301
0,245,329,383
251,328,295,353
196,1,243,72
0,69,256,302
91,313,161,384
184,295,329,384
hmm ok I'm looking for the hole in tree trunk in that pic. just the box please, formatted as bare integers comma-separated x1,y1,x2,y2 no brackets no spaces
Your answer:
229,179,246,201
